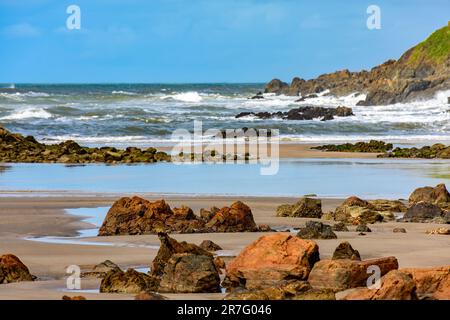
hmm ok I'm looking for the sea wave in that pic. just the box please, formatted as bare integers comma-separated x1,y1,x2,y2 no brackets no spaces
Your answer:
160,91,203,102
0,107,52,120
111,90,137,95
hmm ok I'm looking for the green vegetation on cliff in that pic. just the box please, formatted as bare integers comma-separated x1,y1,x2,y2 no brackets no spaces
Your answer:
403,23,450,65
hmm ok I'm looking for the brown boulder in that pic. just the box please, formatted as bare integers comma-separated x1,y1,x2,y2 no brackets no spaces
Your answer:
334,196,383,225
98,197,205,236
343,270,417,300
402,202,447,223
205,201,259,232
409,183,450,205
332,222,349,232
158,253,221,293
222,234,319,291
0,254,34,284
296,221,337,239
332,242,361,261
401,266,450,300
151,233,212,278
308,256,398,291
276,197,322,218
199,240,223,251
81,260,121,278
100,268,158,294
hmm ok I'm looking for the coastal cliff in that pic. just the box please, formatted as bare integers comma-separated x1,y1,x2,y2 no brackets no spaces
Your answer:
265,23,450,105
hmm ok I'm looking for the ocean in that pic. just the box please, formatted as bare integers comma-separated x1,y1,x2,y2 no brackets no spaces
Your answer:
0,83,449,148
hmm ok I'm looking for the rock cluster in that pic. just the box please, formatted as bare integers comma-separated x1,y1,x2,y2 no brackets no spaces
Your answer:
0,127,170,164
100,233,222,294
312,140,393,153
98,197,265,236
380,143,450,159
330,196,406,225
264,24,450,105
235,106,353,121
401,184,450,223
0,254,34,284
221,235,450,300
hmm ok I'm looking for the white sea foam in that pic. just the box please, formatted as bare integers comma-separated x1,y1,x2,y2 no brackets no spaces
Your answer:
0,107,52,120
111,90,137,95
160,91,203,102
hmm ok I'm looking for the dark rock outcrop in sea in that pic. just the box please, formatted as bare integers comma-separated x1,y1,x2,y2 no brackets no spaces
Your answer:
0,126,170,163
265,23,450,105
235,106,353,121
98,197,267,236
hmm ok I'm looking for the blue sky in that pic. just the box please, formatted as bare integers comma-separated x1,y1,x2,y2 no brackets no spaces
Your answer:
0,0,448,83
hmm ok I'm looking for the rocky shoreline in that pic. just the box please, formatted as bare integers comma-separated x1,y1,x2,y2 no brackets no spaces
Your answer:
264,23,450,106
312,140,450,159
0,127,171,164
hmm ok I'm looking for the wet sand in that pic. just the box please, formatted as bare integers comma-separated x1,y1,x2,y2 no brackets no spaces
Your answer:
0,194,449,300
158,143,381,159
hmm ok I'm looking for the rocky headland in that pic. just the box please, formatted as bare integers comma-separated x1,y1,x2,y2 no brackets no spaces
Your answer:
264,23,450,105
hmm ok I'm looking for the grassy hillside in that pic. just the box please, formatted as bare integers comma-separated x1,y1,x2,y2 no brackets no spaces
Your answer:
403,23,450,66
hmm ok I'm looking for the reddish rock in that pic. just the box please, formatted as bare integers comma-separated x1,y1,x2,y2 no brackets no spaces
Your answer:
308,256,398,291
205,201,259,232
343,270,417,300
0,254,34,284
62,295,87,300
98,197,262,235
400,266,450,300
222,234,319,290
409,183,450,205
98,197,205,235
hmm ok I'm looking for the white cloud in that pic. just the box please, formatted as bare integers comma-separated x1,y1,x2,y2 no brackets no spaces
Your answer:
3,23,40,37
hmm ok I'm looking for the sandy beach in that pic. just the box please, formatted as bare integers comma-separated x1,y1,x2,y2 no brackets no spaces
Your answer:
0,192,449,300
